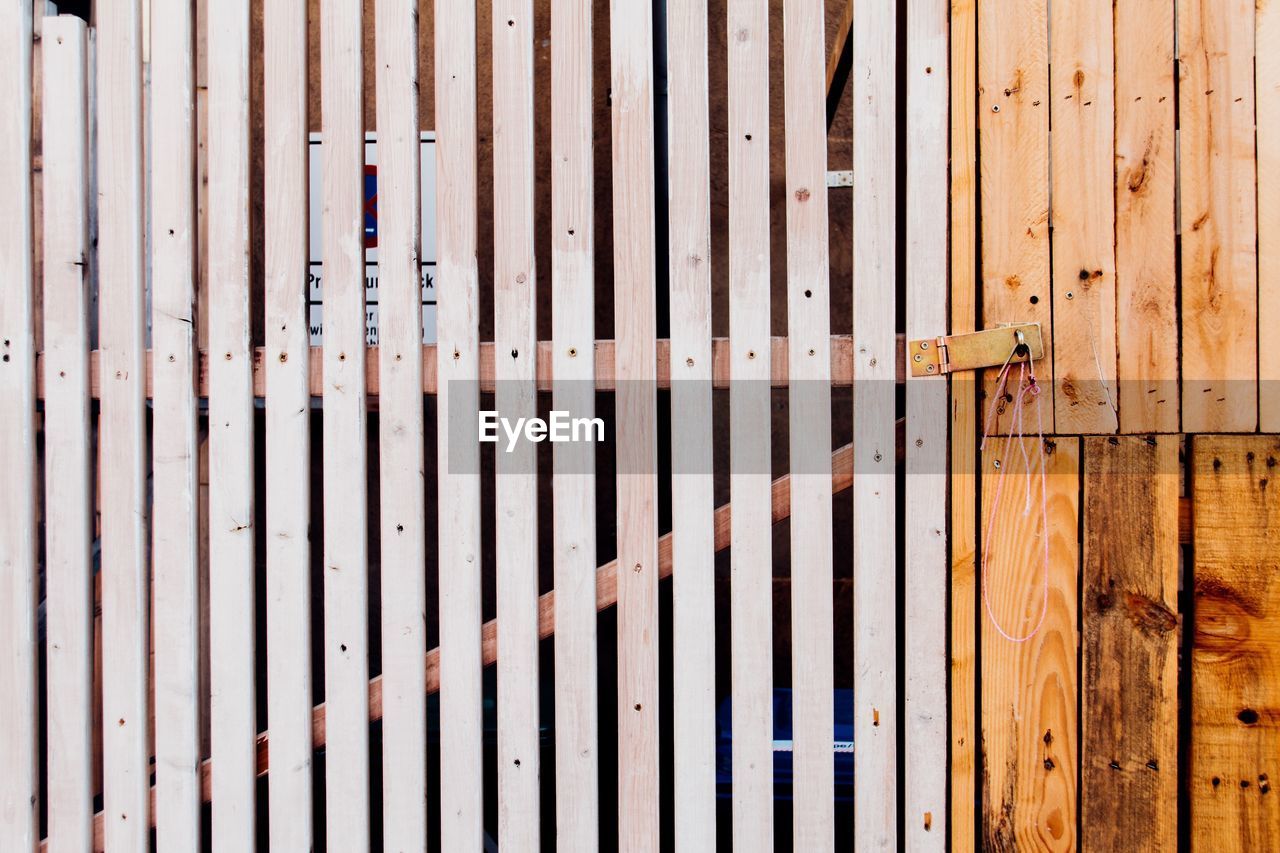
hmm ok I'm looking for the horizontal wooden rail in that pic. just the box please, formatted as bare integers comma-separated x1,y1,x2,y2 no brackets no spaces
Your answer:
33,334,906,400
56,425,1192,851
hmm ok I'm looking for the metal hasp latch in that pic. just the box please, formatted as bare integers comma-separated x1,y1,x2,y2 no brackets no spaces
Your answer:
907,323,1044,377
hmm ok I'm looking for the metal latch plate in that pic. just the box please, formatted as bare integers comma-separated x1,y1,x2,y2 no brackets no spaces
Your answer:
908,323,1044,377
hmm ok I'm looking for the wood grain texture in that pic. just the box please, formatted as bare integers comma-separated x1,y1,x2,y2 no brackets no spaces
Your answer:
1191,436,1280,850
1049,0,1117,434
320,0,372,845
727,0,774,845
1261,0,1280,430
551,0,600,846
1115,0,1178,433
375,0,428,849
96,2,152,847
435,0,485,846
264,0,315,847
905,0,948,844
1082,436,1179,851
492,0,541,847
949,0,979,848
784,0,835,848
41,16,94,853
148,2,202,848
1178,0,1258,432
667,0,715,843
977,0,1052,432
980,437,1079,852
852,0,898,844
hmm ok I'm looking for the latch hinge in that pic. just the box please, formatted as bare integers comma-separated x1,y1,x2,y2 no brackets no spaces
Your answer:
908,323,1044,377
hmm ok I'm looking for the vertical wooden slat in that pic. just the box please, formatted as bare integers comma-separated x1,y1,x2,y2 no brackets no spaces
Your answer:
726,0,773,845
1115,0,1178,433
667,0,714,848
321,0,371,845
1190,435,1280,849
552,0,600,846
852,0,897,845
435,0,484,847
149,0,201,847
492,1,540,847
980,437,1079,850
977,0,1052,432
783,0,833,848
208,0,256,844
97,0,151,846
42,15,93,852
610,0,661,846
264,0,314,846
376,0,426,848
1049,0,1117,434
905,0,948,843
949,0,979,847
1178,0,1258,432
1259,1,1280,431
1082,436,1179,850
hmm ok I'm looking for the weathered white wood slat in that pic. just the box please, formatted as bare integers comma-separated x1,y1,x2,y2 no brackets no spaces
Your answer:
148,1,202,847
376,0,427,847
492,1,540,847
264,0,314,846
783,0,834,847
321,0,372,845
666,0,715,848
905,0,948,843
96,1,151,847
435,0,485,847
551,0,599,847
852,0,898,844
42,14,93,853
1260,0,1280,430
207,0,257,844
727,0,774,846
610,0,661,846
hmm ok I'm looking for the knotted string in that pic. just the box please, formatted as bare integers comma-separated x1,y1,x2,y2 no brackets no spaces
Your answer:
979,346,1049,643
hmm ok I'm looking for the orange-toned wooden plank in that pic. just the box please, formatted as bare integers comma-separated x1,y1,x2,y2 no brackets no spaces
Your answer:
1082,436,1179,850
980,437,1079,850
1191,436,1280,849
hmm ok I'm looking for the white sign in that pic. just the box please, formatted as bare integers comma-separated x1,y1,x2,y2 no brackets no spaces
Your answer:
307,132,437,345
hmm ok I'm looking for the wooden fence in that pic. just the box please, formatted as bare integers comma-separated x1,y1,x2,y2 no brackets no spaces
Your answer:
0,0,1276,851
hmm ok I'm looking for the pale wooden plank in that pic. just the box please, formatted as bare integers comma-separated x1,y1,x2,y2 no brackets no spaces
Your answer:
666,0,714,848
148,0,202,847
264,0,314,846
1191,436,1280,850
551,0,600,848
375,0,427,848
1082,436,1179,851
435,0,485,847
852,0,898,843
1260,0,1280,430
727,0,773,845
320,0,371,845
1178,0,1258,432
610,0,661,846
492,1,540,847
977,0,1052,432
1115,0,1178,433
783,0,834,848
1049,0,1117,434
980,437,1079,850
949,0,979,847
904,0,948,842
42,14,92,853
96,1,151,846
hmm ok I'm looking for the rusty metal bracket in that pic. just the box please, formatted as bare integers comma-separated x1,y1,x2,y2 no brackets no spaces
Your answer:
908,323,1044,377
